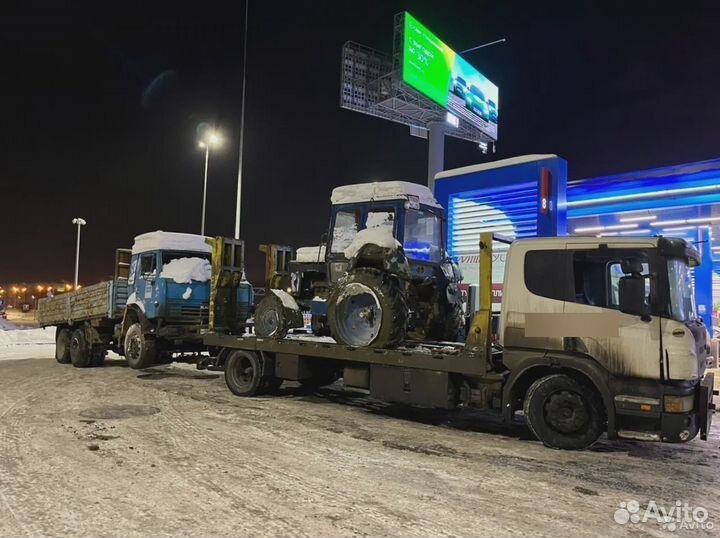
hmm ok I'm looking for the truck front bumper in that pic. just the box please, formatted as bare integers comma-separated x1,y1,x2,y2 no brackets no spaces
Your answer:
613,373,714,443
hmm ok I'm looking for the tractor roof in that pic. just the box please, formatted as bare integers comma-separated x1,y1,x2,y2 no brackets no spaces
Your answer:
331,181,441,208
132,231,212,255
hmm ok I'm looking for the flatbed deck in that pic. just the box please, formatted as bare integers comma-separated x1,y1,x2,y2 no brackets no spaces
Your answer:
203,333,492,376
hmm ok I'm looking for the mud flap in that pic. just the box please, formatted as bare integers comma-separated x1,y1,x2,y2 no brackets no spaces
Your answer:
699,372,715,440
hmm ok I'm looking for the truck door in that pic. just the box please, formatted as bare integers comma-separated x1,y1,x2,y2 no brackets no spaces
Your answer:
563,246,662,380
136,252,159,318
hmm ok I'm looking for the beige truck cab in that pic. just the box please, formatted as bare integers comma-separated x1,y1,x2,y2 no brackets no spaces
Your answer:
499,235,714,445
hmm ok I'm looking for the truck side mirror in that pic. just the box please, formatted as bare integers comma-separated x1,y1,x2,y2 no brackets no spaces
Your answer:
619,275,650,321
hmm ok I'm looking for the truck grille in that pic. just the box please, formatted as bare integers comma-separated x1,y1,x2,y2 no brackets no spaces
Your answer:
166,302,209,325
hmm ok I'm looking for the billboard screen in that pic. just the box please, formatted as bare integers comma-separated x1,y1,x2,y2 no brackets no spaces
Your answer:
402,12,498,141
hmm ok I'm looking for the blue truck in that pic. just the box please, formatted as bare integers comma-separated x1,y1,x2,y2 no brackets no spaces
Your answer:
37,231,249,369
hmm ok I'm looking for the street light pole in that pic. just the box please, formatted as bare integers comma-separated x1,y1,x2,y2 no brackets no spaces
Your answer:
201,143,210,236
72,218,86,288
235,0,250,240
198,131,222,236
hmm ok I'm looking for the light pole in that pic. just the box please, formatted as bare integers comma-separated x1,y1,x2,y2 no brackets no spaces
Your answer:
198,130,222,236
235,0,250,240
72,218,86,288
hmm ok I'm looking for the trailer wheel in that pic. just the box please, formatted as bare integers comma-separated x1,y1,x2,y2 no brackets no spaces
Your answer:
524,374,604,450
328,268,407,348
124,323,157,369
55,328,72,364
69,329,92,368
225,350,275,396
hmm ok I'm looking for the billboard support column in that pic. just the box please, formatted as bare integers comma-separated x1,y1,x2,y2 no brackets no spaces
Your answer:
427,121,446,192
695,226,713,321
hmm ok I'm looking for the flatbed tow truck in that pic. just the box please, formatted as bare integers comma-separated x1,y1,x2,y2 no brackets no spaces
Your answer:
204,231,716,450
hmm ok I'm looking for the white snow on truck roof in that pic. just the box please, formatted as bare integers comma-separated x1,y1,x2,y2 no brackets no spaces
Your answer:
331,181,441,208
132,231,212,255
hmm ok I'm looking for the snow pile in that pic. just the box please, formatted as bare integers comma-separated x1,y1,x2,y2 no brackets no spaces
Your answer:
295,246,326,263
0,326,56,361
344,226,401,259
182,287,192,300
270,289,299,310
331,181,441,208
132,231,212,255
160,257,212,284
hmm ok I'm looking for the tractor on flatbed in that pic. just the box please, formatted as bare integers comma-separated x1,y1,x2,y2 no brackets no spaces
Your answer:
253,181,465,348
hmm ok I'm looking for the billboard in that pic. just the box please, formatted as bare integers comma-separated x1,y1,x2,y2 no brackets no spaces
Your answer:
402,12,499,141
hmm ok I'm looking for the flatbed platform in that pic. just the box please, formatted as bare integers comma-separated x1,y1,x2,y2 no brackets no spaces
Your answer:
203,333,491,376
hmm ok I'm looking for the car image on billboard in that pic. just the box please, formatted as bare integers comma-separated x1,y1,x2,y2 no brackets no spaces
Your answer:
402,12,498,141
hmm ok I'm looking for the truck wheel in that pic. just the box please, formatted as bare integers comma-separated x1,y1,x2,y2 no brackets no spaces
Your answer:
524,374,604,450
328,268,407,348
225,350,274,396
69,329,92,368
124,323,157,369
55,328,72,364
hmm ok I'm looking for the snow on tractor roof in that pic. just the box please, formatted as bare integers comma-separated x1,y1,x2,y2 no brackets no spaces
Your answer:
331,181,441,208
131,231,212,255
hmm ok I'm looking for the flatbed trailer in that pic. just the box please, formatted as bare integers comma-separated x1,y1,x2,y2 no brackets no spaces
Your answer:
204,332,505,409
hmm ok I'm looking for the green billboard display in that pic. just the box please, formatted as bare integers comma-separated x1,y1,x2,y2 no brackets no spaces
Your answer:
402,12,498,140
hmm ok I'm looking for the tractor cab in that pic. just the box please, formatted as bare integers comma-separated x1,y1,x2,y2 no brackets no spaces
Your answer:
326,181,446,284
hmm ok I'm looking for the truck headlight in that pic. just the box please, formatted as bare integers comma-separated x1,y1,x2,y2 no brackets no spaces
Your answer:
664,395,694,413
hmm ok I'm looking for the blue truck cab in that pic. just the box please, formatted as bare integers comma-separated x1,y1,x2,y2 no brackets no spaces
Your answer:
121,231,214,368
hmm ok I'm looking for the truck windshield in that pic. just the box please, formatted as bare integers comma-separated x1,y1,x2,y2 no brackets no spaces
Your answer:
404,209,442,262
667,258,697,322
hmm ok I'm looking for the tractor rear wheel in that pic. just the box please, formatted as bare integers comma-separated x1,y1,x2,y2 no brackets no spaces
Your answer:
328,268,407,348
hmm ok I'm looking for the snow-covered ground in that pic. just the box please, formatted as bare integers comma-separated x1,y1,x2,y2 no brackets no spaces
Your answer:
0,320,56,361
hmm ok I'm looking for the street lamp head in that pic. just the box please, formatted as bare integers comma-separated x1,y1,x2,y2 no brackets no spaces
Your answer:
199,129,222,149
208,132,221,146
72,218,87,226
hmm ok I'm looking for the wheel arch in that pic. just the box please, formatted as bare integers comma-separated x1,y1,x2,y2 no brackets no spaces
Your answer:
502,354,616,437
121,305,151,340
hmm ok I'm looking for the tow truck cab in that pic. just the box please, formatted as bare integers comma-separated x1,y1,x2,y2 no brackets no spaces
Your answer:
500,235,714,443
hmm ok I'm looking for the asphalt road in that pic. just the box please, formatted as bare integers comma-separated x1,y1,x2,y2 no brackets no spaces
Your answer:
0,357,718,538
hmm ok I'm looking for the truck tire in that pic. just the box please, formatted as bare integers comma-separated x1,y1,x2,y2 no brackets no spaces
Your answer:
124,323,157,369
69,329,92,368
523,374,604,450
328,268,407,348
55,328,72,364
224,350,276,396
255,294,303,339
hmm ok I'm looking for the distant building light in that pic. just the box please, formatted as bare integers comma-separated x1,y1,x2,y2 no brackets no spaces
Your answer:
445,112,459,128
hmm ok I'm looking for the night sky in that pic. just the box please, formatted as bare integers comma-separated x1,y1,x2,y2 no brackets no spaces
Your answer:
2,1,720,285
